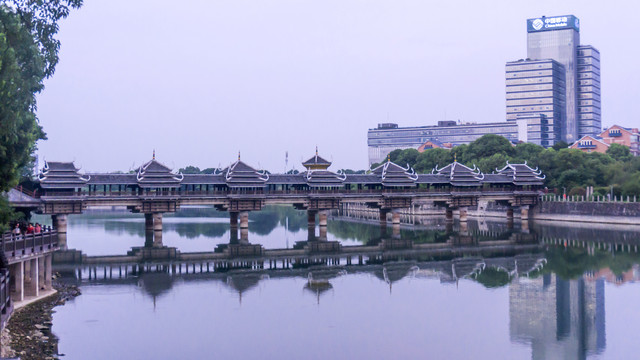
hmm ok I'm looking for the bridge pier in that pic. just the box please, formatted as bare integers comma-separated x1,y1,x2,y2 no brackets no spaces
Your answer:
239,211,249,229
458,207,468,223
230,212,239,228
318,210,328,227
240,227,249,243
52,214,68,249
11,262,24,302
145,213,154,231
379,209,389,233
506,208,514,221
391,210,401,225
152,213,163,231
319,225,328,241
445,208,454,223
27,258,39,297
520,205,530,220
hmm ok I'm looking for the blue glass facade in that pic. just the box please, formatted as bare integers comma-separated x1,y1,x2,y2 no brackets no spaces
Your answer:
523,15,601,143
577,45,602,137
506,59,565,147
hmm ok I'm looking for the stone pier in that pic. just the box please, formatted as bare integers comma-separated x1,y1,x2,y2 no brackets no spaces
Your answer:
145,213,154,231
379,209,389,233
318,210,328,227
230,211,239,228
459,207,468,223
152,213,163,232
53,214,68,249
239,212,249,229
445,208,454,222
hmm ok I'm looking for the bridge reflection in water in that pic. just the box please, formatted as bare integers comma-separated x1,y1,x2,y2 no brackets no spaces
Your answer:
48,211,640,359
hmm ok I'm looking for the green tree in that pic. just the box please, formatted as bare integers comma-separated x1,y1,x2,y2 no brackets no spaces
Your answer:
0,9,46,193
7,0,83,77
477,153,508,173
0,2,82,229
606,143,633,163
179,166,201,174
552,141,569,151
414,148,452,173
464,134,515,164
512,142,544,165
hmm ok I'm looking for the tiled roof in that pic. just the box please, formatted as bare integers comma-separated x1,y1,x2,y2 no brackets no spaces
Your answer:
495,161,545,186
370,161,418,187
136,159,183,188
433,161,484,187
224,160,269,187
38,161,90,189
304,170,346,187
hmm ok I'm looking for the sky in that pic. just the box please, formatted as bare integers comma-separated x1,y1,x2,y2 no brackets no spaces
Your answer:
35,0,640,173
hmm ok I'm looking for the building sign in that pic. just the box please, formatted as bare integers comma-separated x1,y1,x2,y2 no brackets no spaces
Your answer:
527,15,580,33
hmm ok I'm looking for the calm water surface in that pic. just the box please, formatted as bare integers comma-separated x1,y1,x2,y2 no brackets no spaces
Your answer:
42,207,640,359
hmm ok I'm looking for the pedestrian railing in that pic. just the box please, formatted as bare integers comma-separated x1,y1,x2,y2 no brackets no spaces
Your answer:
0,229,59,260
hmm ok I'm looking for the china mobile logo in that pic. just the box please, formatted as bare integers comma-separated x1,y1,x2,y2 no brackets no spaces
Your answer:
532,19,543,30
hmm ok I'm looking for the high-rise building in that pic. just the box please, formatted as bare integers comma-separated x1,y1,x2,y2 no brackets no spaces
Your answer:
367,120,533,165
521,15,601,143
577,45,602,137
505,59,566,146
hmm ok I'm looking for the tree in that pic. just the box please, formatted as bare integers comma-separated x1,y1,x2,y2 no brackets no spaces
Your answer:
0,8,46,193
606,143,633,163
477,153,508,173
513,142,544,165
464,134,515,164
0,2,82,229
552,141,569,151
179,166,201,174
6,0,83,77
414,148,452,173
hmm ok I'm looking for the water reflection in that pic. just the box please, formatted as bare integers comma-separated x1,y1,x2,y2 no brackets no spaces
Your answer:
510,274,606,359
47,207,640,359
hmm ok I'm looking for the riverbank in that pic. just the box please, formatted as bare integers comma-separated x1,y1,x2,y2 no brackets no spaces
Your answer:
0,277,81,360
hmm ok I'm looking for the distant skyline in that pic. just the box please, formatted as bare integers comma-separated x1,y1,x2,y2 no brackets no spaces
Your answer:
35,0,639,172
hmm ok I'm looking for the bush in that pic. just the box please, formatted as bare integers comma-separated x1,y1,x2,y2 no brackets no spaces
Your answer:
568,187,586,197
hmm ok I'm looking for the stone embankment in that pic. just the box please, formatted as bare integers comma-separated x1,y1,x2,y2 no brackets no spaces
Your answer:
0,276,81,360
531,201,640,225
341,200,640,225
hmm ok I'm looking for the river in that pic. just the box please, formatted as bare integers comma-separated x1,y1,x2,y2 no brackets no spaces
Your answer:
37,206,640,359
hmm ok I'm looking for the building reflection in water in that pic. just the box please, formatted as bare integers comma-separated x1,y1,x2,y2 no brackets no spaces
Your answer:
509,274,605,359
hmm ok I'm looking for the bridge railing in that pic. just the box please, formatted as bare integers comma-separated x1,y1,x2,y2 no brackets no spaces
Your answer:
40,186,536,198
0,269,10,329
14,185,38,198
1,229,58,260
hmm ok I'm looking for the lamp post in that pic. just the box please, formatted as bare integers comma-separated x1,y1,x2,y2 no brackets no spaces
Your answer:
610,185,613,202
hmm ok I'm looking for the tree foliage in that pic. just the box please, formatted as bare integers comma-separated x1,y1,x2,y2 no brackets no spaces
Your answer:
6,0,83,77
0,2,82,229
380,134,640,197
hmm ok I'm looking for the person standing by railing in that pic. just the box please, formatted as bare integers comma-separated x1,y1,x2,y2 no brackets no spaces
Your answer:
34,223,42,234
12,224,20,236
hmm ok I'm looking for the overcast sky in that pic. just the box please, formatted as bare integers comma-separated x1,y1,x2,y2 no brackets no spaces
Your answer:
35,0,639,173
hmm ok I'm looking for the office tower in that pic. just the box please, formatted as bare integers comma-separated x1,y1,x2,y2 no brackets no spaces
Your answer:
577,45,602,137
524,15,601,143
506,59,566,146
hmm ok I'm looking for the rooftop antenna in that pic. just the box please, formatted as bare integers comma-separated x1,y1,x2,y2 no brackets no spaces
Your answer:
153,149,156,160
285,151,288,173
238,151,241,161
